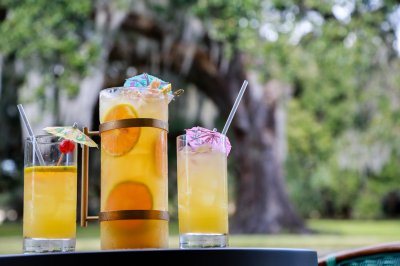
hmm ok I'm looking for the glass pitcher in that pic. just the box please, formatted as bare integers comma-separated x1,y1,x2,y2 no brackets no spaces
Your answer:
81,86,173,249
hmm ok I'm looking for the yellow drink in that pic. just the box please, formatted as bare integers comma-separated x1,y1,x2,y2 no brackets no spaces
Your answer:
176,138,229,248
177,147,228,233
99,87,171,249
23,166,77,239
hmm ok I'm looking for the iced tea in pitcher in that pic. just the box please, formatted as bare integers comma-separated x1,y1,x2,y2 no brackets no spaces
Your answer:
82,73,177,249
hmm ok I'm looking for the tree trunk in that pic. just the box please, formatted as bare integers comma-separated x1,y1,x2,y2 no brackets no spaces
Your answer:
225,54,308,233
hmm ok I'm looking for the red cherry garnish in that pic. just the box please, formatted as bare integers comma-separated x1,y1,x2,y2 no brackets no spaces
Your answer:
59,140,75,153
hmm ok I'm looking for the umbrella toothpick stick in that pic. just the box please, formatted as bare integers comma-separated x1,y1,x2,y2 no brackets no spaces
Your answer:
57,153,64,166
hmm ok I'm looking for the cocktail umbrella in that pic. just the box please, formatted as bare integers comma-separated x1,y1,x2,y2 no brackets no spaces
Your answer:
124,73,184,96
124,73,171,91
43,123,98,148
186,126,231,155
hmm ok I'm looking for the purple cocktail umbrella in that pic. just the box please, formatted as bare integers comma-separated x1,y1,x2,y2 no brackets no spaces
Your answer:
186,126,231,155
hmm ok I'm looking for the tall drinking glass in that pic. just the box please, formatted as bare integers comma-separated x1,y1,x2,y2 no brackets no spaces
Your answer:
176,134,229,248
23,135,78,253
97,86,172,249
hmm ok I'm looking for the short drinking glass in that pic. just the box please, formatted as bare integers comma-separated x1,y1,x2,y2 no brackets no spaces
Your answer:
176,134,229,248
23,135,78,253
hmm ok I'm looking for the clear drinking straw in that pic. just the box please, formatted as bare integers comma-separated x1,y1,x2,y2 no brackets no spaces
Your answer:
221,80,249,135
17,104,45,166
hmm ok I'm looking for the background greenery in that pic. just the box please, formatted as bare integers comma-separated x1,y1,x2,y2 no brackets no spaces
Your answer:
1,0,400,257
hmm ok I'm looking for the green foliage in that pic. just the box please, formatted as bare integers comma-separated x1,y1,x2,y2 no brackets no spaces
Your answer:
285,100,335,217
191,0,262,57
254,1,400,219
353,153,400,219
0,0,99,96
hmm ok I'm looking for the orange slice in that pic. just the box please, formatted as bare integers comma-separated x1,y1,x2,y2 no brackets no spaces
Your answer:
105,181,152,230
101,103,140,156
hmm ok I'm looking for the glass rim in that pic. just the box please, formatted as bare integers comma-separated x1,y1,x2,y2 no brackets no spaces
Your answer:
99,86,175,103
101,86,165,91
176,134,189,141
100,86,174,99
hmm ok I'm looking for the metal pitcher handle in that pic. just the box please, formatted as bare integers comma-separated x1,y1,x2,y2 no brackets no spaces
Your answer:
80,127,99,227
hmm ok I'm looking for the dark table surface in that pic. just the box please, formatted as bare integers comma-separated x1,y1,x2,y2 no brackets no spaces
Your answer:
0,248,318,266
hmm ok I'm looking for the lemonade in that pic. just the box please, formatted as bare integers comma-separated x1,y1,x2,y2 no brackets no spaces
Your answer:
23,134,78,253
99,86,172,249
176,129,230,248
23,166,77,249
177,146,228,233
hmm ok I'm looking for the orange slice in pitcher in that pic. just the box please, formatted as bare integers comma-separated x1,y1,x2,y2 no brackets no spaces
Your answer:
101,103,140,156
105,181,153,230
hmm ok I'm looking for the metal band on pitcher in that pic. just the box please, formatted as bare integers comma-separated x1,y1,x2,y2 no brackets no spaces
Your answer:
99,210,169,222
99,118,168,133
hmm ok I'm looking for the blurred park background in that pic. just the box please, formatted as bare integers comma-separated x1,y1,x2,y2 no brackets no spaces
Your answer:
1,0,400,257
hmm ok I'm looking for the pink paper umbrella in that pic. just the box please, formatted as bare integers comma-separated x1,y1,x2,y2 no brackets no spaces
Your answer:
186,126,231,155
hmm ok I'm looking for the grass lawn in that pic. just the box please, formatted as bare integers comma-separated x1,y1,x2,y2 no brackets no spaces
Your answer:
1,219,399,258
